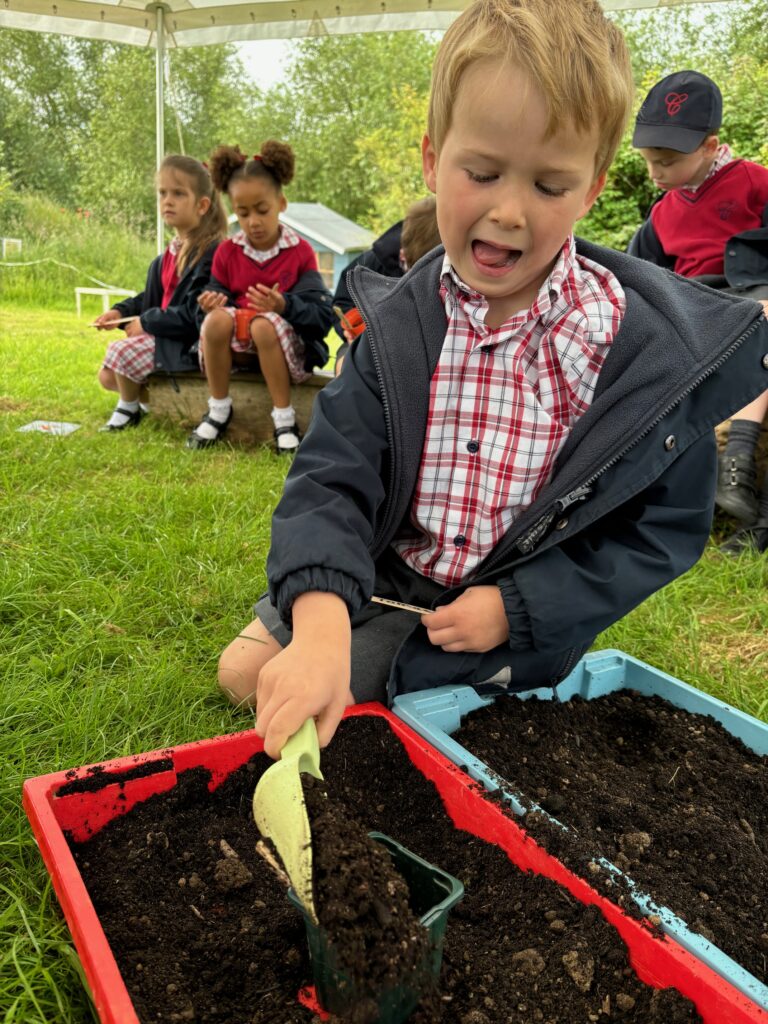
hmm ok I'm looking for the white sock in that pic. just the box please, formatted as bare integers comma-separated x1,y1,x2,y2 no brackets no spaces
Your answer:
271,406,299,451
193,395,232,441
106,400,139,428
139,402,150,414
271,405,296,428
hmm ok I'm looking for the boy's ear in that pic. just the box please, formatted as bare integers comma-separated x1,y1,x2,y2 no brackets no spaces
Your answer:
422,134,438,193
577,172,607,220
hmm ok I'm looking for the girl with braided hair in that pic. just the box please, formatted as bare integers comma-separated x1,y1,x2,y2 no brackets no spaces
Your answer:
191,140,334,452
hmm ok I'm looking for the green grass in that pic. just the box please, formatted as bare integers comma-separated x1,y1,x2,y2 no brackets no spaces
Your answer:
1,195,156,310
1,303,767,1021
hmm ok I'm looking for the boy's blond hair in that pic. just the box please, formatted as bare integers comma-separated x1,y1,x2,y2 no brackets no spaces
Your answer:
428,0,634,178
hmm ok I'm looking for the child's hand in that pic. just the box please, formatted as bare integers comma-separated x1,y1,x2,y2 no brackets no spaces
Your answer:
92,310,123,330
422,586,509,653
760,300,768,318
198,290,228,313
254,592,352,759
123,317,144,337
246,283,285,315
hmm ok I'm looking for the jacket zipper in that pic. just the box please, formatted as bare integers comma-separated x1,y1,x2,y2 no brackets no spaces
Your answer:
346,280,397,553
490,314,765,566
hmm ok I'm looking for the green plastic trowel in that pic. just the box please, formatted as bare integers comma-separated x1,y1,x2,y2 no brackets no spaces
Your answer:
253,718,324,922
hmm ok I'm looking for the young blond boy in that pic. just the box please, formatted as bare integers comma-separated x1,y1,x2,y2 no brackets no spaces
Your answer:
220,0,768,758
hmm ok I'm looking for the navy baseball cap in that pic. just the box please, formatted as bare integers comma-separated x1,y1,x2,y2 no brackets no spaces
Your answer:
633,71,722,153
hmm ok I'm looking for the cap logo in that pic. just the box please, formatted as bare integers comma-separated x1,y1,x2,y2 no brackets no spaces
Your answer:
665,92,689,116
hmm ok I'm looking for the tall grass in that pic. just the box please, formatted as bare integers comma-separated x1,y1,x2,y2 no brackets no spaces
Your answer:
1,303,767,1020
0,194,155,310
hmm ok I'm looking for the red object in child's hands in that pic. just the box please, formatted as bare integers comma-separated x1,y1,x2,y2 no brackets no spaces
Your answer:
334,306,366,340
234,307,255,343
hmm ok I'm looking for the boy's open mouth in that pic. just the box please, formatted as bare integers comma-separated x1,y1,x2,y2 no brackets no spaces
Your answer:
472,240,521,272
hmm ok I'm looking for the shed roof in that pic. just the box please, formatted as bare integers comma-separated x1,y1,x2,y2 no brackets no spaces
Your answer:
281,203,375,255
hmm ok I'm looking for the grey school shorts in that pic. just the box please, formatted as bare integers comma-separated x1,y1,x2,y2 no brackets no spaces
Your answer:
255,550,445,705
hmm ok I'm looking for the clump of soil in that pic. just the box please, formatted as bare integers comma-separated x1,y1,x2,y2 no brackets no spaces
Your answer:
453,690,768,983
67,716,701,1022
302,775,432,1023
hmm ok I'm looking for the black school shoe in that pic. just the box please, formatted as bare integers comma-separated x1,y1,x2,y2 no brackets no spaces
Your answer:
715,453,759,522
99,406,146,432
185,408,233,450
273,423,301,454
719,519,768,556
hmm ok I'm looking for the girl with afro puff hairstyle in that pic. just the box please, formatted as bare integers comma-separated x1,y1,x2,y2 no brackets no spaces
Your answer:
191,140,334,452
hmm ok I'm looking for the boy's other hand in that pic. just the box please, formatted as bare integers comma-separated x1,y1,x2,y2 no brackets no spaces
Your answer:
254,593,352,759
198,290,228,312
123,317,143,337
423,586,508,653
760,300,768,318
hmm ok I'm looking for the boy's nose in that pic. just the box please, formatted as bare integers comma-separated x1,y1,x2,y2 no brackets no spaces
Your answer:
490,190,526,230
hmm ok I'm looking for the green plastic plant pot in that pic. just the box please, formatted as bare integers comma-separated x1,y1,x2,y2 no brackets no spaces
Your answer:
288,830,464,1022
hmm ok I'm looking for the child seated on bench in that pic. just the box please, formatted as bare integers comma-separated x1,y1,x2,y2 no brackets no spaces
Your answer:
190,141,334,453
94,155,226,431
629,71,768,555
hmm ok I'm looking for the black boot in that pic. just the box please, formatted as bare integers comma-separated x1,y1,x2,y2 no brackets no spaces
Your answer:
715,453,758,522
719,518,768,556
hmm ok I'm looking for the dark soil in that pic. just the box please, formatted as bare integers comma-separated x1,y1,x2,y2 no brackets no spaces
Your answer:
303,776,432,1022
453,690,768,983
67,716,701,1023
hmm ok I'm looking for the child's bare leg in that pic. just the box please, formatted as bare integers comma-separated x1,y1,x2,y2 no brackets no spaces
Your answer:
218,617,282,708
250,319,291,408
731,389,768,424
98,367,118,392
250,319,299,451
201,309,235,399
187,309,236,448
99,368,146,432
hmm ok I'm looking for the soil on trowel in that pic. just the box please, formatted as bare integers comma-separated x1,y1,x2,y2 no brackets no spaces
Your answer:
302,776,432,1023
67,716,701,1023
453,689,768,983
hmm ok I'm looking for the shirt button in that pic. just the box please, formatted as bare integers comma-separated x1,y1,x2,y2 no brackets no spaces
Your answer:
454,535,467,547
762,354,768,370
664,435,676,451
467,440,479,453
728,249,736,256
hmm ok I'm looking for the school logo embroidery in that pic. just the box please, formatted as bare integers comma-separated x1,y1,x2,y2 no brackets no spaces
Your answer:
718,201,736,221
665,92,689,116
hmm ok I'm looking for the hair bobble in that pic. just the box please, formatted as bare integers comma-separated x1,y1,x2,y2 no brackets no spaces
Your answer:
252,154,262,162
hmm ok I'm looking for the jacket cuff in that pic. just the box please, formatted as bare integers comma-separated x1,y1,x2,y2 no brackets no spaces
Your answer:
497,577,534,651
270,567,368,628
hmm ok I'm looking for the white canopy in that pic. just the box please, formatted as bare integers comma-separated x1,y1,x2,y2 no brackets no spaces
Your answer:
0,0,742,49
1,0,742,247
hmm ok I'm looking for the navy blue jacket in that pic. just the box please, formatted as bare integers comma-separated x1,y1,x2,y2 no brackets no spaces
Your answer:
113,243,218,374
267,241,768,700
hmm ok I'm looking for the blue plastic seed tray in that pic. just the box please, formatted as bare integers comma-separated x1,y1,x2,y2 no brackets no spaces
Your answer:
392,648,768,1010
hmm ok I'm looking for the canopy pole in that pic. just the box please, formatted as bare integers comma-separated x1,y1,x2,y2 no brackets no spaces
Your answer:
151,3,167,253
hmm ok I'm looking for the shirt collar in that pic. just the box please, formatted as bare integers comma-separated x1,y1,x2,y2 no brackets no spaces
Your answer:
232,223,300,263
440,236,577,337
685,144,733,192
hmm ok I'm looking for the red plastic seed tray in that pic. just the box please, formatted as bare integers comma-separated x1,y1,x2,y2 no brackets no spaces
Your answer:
23,704,768,1024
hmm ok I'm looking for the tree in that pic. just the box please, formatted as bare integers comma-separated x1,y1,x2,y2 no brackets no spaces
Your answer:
247,32,437,225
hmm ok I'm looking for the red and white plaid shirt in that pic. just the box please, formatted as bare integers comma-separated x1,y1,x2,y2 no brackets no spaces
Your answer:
393,236,626,586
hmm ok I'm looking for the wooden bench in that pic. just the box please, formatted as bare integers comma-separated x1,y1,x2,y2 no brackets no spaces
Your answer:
147,369,334,445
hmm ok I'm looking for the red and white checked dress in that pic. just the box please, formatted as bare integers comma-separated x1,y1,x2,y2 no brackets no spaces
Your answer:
102,237,181,384
393,237,626,587
212,226,311,385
